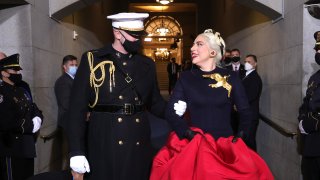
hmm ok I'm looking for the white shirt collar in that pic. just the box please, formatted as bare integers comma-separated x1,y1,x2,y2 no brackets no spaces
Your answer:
245,69,255,76
66,72,75,79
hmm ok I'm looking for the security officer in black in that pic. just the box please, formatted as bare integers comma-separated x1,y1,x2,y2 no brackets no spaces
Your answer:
298,32,320,180
67,13,167,180
0,54,43,180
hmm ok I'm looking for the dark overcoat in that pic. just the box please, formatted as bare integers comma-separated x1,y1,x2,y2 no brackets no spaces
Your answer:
67,44,166,180
0,81,36,158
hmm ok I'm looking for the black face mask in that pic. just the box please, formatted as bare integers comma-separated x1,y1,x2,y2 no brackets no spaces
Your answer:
315,52,320,65
9,73,22,84
232,56,240,62
122,39,141,54
224,57,232,64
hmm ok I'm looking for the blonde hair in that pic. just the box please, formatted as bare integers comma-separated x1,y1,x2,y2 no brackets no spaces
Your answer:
200,29,226,61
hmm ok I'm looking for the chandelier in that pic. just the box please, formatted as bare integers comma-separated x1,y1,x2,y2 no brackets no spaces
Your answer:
156,27,169,36
154,48,170,60
156,18,169,36
156,0,173,5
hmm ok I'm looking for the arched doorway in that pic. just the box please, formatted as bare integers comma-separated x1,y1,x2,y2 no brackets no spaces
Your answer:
142,16,183,91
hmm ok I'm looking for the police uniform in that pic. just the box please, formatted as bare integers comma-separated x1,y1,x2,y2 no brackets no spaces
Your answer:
0,54,42,180
298,69,320,179
165,67,253,142
67,13,166,180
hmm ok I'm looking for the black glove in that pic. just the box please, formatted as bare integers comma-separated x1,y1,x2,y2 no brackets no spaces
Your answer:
184,129,198,141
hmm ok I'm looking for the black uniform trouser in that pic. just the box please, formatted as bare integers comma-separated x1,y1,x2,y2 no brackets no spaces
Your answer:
301,156,320,180
0,156,34,180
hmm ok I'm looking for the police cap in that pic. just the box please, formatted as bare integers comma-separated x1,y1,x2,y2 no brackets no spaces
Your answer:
0,53,22,71
107,12,149,37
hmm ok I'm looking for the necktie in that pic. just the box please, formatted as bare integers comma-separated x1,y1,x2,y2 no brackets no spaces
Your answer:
234,66,238,71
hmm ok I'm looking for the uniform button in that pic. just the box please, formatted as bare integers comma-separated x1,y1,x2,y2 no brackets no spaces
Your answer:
135,118,140,123
119,95,123,100
134,97,139,101
16,136,19,139
118,117,123,123
123,62,127,66
136,141,140,146
118,140,123,145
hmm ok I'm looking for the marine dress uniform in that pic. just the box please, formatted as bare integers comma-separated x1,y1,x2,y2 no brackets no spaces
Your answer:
165,67,253,142
0,54,42,180
67,14,166,179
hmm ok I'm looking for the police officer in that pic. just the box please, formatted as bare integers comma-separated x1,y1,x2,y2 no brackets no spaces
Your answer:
67,13,167,180
298,32,320,180
0,54,43,180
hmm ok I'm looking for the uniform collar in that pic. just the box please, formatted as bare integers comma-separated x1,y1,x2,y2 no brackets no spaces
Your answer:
94,44,133,59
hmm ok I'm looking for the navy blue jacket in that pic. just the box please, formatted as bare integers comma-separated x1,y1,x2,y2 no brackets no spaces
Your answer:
165,67,253,140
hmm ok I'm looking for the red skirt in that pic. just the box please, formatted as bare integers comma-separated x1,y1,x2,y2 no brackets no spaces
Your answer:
150,128,274,180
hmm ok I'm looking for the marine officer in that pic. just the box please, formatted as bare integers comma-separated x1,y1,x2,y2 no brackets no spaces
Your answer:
67,12,167,180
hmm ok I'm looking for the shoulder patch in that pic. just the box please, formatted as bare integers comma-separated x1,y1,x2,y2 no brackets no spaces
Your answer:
0,94,3,103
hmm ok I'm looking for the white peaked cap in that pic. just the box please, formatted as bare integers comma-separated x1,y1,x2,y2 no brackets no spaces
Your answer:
107,13,149,32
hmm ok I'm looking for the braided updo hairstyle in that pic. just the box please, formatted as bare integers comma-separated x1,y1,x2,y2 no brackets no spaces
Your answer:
200,29,226,62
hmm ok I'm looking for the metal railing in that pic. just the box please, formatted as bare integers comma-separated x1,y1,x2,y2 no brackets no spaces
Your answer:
259,113,298,138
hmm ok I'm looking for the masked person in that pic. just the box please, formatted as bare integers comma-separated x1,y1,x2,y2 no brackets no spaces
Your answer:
66,13,168,180
54,55,78,170
0,52,33,101
226,48,245,79
0,54,43,180
242,54,262,151
298,32,320,180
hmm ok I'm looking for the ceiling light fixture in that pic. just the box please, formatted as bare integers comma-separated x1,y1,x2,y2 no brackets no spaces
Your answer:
156,0,173,5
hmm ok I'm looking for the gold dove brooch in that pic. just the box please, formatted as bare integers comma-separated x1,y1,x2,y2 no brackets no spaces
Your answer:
202,73,232,97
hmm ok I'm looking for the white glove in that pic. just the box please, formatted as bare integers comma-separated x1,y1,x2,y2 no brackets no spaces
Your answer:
32,116,42,133
174,100,187,116
70,156,90,174
299,120,308,135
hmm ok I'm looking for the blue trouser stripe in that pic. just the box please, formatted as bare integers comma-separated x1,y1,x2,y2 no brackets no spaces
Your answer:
6,157,12,180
